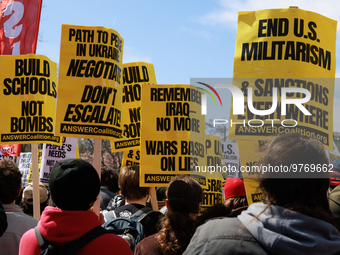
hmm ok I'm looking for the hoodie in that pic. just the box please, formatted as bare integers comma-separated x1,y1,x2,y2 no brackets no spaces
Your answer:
238,202,340,255
184,202,340,255
19,206,131,255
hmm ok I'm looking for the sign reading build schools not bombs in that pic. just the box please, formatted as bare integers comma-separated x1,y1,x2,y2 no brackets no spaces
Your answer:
112,62,156,153
0,55,60,145
140,84,206,187
56,25,124,139
229,8,336,151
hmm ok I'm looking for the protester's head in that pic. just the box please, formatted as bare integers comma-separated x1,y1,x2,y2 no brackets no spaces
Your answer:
22,183,49,204
0,158,22,204
49,158,100,211
20,182,49,216
101,166,119,193
224,177,248,211
119,165,149,202
156,187,166,201
157,175,203,255
166,175,203,214
258,133,332,223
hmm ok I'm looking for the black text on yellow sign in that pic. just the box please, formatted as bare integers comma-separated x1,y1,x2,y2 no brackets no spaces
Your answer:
140,85,206,187
230,9,336,150
56,25,124,139
0,55,61,145
201,178,223,214
66,28,123,83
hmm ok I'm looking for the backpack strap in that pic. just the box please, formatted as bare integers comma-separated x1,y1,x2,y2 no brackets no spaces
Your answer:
34,227,50,251
62,225,111,255
130,207,154,222
35,225,112,255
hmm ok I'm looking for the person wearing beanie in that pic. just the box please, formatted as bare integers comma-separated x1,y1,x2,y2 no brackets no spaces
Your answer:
19,158,131,255
223,177,248,217
135,175,203,255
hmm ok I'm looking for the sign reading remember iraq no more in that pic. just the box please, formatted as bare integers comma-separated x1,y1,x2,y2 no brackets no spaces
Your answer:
56,24,124,139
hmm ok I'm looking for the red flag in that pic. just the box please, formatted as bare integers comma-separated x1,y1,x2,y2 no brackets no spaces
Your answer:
0,144,22,156
0,0,42,55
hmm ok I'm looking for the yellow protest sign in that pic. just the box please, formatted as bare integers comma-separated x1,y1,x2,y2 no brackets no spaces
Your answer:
121,148,140,167
201,178,224,214
229,8,336,150
140,84,206,187
198,135,226,213
0,55,61,145
195,135,226,180
56,24,124,139
112,62,157,152
237,139,267,205
27,149,43,185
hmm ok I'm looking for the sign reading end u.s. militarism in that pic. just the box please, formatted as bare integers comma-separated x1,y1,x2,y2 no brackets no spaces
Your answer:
0,54,61,145
229,8,336,151
56,25,124,139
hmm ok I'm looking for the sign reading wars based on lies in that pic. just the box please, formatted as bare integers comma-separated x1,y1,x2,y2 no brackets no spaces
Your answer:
0,54,61,145
140,84,207,187
229,8,336,151
56,24,124,139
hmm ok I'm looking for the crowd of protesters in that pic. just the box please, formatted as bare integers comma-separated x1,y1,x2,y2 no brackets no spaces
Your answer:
1,133,340,254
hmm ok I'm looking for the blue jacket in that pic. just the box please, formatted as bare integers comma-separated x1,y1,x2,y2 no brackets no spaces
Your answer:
184,202,340,255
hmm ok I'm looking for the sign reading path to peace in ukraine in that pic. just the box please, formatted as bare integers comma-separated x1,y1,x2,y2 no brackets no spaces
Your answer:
229,8,336,151
0,54,61,145
56,24,124,139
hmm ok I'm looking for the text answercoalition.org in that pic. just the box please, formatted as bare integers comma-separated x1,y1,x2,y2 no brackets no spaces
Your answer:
195,164,335,176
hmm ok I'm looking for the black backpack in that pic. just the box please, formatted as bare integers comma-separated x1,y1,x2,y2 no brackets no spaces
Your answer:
102,207,153,254
34,225,110,255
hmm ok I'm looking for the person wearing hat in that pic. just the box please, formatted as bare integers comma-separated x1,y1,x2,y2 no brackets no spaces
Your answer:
184,133,340,255
134,175,203,255
19,183,49,217
223,177,248,217
18,158,131,255
0,158,38,255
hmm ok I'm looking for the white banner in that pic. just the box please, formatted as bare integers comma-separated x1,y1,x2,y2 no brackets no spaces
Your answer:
39,137,78,185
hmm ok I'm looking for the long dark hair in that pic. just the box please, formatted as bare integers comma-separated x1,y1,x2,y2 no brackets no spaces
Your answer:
258,133,334,225
157,175,203,255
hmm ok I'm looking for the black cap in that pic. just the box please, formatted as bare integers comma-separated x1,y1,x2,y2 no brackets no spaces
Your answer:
49,159,100,211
